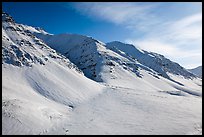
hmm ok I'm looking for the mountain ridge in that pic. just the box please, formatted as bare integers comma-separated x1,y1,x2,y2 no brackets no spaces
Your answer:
33,30,198,86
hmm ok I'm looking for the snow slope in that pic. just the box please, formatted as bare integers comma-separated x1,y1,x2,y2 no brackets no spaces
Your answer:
2,12,202,135
2,12,104,134
188,66,202,78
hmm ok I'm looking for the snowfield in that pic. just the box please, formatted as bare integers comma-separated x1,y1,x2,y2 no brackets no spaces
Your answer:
2,12,202,135
2,64,202,135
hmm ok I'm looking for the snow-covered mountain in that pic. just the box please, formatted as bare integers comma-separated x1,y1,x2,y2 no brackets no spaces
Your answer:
188,66,202,78
34,28,198,86
32,29,202,96
2,12,202,135
2,12,104,134
106,41,196,79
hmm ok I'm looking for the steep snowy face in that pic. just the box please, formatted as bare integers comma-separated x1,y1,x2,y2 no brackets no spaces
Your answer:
2,12,81,73
33,33,104,81
34,33,150,82
106,41,197,80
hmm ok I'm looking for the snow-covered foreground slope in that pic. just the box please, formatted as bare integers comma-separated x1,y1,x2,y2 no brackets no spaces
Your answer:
2,12,202,135
36,67,202,135
3,64,202,135
48,87,202,135
2,63,104,135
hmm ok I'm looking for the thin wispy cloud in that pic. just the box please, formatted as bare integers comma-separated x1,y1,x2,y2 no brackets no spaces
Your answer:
70,2,161,32
125,12,202,68
169,13,202,42
68,2,202,68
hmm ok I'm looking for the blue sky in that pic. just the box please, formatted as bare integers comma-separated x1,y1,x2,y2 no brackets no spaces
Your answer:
2,2,202,69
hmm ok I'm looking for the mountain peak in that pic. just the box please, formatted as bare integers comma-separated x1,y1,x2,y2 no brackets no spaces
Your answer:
188,66,202,78
2,12,15,23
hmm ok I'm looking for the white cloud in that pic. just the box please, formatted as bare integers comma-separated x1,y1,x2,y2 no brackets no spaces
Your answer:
71,2,161,31
156,13,202,43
